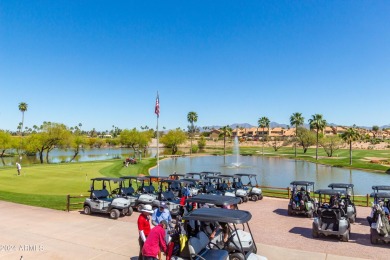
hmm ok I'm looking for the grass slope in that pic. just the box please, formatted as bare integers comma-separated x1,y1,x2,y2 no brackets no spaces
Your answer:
0,158,156,210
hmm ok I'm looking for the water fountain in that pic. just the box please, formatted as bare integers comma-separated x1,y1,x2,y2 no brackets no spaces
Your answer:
231,136,241,167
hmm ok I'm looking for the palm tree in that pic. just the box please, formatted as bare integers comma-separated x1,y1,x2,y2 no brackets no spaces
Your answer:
18,102,28,136
187,111,198,155
341,127,361,165
308,114,327,160
372,125,379,139
219,125,232,155
290,112,304,157
258,116,270,155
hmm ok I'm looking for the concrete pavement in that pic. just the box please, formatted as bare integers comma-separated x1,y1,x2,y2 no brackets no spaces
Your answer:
0,200,369,260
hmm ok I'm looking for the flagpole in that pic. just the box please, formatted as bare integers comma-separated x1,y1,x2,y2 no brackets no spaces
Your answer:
155,92,160,177
157,114,160,177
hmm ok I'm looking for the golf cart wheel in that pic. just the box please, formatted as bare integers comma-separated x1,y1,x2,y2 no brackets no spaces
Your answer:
258,194,263,200
238,198,243,204
137,204,144,212
370,230,378,244
109,209,120,219
350,215,356,224
229,252,245,260
126,207,134,216
83,205,91,215
341,229,350,242
251,194,258,202
287,205,293,216
243,196,248,203
312,223,319,238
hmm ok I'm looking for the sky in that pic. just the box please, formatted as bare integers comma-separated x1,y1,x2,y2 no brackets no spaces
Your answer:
1,1,390,132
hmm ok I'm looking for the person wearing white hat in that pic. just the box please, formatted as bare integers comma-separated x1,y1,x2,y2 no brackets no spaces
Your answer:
138,204,153,260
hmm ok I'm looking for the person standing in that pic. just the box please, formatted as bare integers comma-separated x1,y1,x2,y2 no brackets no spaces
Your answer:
16,162,21,176
142,220,168,260
152,202,172,226
138,204,153,260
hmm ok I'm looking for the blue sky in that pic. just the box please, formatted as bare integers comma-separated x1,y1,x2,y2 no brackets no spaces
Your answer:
1,1,389,132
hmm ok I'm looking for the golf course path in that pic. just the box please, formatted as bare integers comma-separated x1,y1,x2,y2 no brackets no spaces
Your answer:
0,197,387,259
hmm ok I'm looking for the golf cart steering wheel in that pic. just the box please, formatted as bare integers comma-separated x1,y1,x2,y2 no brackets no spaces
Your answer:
111,188,121,197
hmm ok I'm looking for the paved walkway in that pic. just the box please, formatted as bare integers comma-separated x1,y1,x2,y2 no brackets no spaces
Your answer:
0,199,382,260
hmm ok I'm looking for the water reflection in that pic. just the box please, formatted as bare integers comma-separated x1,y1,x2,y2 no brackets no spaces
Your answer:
150,155,390,195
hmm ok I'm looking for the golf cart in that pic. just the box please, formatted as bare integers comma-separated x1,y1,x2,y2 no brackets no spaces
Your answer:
170,208,267,260
233,173,263,201
372,185,390,193
185,172,208,180
312,189,350,242
288,181,316,218
169,173,187,180
157,179,183,216
201,171,222,177
83,177,133,219
218,174,249,203
186,194,241,210
181,178,208,196
135,176,167,212
328,183,357,223
368,191,390,244
119,176,157,212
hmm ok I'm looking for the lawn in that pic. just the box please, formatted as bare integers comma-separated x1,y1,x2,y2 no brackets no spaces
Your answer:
0,158,156,210
210,146,390,173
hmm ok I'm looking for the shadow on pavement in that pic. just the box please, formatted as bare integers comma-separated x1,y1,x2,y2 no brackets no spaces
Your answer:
274,208,308,218
354,217,369,226
288,226,312,239
273,208,287,216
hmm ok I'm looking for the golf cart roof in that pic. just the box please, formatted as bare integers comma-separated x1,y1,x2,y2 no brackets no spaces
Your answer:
186,194,241,206
234,173,257,177
200,171,222,176
120,176,139,180
370,192,390,199
205,176,223,180
91,177,123,182
181,178,208,184
169,173,186,177
328,183,354,189
183,208,252,224
218,174,236,178
314,189,346,196
290,181,315,186
185,172,207,178
372,185,390,191
138,176,168,181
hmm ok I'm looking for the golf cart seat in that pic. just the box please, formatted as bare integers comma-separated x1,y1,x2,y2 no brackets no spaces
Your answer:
219,183,229,191
143,185,155,194
121,187,135,195
233,181,244,189
92,189,112,201
162,190,175,201
188,231,229,260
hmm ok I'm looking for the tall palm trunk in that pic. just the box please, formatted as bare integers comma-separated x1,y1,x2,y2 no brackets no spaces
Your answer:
294,125,297,157
261,127,264,155
315,131,319,160
349,141,353,165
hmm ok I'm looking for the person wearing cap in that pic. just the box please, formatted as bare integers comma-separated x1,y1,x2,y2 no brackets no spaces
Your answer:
138,204,153,260
152,201,172,226
142,220,168,260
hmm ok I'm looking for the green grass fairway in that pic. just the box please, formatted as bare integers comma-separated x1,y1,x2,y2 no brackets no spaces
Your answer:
0,158,156,210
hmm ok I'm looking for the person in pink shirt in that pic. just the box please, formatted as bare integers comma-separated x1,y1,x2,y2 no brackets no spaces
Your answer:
142,220,168,260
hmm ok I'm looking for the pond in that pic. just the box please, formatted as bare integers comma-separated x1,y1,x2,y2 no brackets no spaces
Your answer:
149,155,390,195
0,147,159,166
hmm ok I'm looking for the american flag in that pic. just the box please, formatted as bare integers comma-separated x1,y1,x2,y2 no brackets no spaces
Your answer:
155,93,160,117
